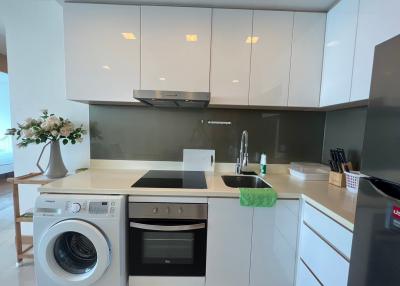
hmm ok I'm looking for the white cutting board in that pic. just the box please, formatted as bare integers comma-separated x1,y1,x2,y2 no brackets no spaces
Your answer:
183,149,215,172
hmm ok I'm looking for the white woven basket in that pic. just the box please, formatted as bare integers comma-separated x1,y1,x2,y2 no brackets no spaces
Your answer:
344,171,367,193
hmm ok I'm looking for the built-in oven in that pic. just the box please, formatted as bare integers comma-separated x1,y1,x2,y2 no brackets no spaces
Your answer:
128,202,208,277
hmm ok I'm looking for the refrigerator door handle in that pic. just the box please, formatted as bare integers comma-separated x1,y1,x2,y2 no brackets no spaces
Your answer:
368,178,400,202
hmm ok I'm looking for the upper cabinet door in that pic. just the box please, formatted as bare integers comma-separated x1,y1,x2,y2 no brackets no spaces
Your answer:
249,11,294,107
210,9,253,106
141,6,212,92
350,0,400,102
288,12,326,108
64,3,140,102
319,0,359,107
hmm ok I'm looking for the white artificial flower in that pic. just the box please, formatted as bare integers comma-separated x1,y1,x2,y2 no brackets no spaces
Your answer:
41,116,61,131
51,130,59,137
22,128,34,138
23,117,36,128
47,115,61,126
40,121,50,131
60,126,72,137
77,137,83,143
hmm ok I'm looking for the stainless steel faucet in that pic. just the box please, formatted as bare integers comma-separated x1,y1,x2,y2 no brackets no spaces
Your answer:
236,130,249,174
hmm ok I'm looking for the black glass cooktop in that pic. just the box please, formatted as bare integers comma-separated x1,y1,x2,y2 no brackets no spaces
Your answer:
132,170,207,189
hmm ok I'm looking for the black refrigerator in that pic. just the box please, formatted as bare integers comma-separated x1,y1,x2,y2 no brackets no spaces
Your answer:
348,34,400,286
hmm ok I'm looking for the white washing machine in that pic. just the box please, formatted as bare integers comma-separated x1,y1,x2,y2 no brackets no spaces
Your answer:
34,194,127,286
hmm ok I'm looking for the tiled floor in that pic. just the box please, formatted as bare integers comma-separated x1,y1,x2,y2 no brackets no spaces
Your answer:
0,179,36,286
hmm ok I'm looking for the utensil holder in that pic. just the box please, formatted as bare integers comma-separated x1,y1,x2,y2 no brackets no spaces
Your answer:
329,171,346,188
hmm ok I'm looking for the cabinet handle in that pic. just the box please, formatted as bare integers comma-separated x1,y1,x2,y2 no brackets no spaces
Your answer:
130,222,206,231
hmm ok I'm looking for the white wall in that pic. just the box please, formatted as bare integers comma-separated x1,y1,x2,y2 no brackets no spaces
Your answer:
0,0,90,234
0,72,13,173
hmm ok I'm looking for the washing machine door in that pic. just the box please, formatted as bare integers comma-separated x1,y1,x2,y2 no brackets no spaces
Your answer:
38,219,111,286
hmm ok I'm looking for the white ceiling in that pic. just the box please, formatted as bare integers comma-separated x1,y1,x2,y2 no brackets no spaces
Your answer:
64,0,340,12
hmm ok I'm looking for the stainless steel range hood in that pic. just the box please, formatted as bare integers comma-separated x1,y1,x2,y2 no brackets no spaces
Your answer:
133,90,210,108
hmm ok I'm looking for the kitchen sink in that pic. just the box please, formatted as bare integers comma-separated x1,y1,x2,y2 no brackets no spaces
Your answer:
240,171,258,176
222,175,272,189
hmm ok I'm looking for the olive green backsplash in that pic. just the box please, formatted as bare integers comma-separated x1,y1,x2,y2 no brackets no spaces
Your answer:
90,105,326,163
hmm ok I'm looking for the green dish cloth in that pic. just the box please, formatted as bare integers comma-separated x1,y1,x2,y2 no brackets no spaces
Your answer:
239,188,278,207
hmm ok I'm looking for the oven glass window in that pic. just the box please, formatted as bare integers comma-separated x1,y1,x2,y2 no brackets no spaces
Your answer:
53,231,97,274
143,232,194,265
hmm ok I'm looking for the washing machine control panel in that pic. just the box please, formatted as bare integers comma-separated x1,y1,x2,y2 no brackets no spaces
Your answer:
68,202,81,213
65,200,116,216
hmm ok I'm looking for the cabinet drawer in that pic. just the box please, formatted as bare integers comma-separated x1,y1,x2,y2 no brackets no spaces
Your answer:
300,224,349,286
296,260,321,286
303,203,352,259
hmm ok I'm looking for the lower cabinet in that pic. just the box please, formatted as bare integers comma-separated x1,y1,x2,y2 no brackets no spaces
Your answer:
250,200,299,286
206,198,300,286
205,198,253,286
296,202,353,286
296,260,321,286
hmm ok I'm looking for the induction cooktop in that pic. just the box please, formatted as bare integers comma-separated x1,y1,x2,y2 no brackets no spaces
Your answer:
131,170,207,189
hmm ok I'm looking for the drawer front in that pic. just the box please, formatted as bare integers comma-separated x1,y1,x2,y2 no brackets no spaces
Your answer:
296,260,321,286
300,224,349,286
303,203,352,259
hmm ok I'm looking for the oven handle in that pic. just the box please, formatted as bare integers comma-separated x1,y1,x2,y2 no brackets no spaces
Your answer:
130,222,206,232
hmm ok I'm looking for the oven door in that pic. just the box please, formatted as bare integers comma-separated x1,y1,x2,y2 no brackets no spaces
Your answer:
129,219,207,276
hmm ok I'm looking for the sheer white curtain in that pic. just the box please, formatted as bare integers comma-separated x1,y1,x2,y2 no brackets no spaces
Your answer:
0,71,13,173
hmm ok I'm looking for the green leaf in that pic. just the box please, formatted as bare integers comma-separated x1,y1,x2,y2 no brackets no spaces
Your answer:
62,139,68,145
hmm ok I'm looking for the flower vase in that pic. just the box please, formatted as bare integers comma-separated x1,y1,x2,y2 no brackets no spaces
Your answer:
37,141,68,178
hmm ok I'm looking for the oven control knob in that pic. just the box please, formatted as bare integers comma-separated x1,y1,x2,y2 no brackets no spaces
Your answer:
152,207,158,214
178,207,183,214
69,203,81,213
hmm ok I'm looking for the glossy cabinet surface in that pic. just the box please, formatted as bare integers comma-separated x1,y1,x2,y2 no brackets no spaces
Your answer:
210,9,253,106
288,12,325,107
250,200,299,286
64,3,140,102
303,203,353,259
320,0,359,107
249,11,294,107
296,261,321,286
296,201,353,286
206,199,300,286
141,6,212,92
350,0,400,101
64,4,328,108
206,198,252,286
300,224,349,286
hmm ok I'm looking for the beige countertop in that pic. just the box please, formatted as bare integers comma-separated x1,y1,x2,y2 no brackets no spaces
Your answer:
40,168,357,230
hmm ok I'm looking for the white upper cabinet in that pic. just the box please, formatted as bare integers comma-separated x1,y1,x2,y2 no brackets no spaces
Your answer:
319,0,359,107
210,9,253,106
64,3,140,102
249,11,294,107
141,6,212,92
350,0,400,101
288,12,326,107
